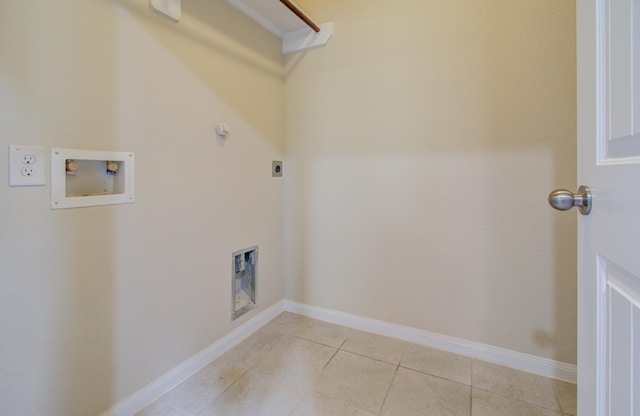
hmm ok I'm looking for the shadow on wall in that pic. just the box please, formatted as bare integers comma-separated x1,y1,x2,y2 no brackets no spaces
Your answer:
282,0,577,363
0,1,120,415
109,0,285,151
2,1,288,414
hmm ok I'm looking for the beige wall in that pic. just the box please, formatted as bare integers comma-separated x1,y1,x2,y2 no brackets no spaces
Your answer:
284,0,577,364
0,1,284,415
0,0,578,413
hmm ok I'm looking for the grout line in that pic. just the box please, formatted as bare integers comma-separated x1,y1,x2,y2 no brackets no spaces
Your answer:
552,382,564,414
209,366,251,403
292,334,342,350
470,358,476,386
377,363,400,415
396,365,471,388
284,310,570,415
322,340,345,369
335,348,401,367
284,301,577,383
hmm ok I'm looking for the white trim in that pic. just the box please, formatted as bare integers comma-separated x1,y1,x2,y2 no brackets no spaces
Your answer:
223,0,284,37
283,300,577,383
282,22,334,55
103,299,576,415
223,0,333,54
100,301,285,416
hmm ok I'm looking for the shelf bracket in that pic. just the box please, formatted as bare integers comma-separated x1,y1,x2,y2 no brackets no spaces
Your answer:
283,22,333,54
224,0,333,55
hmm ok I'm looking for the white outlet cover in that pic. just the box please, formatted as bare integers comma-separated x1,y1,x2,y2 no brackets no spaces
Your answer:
150,0,181,21
8,145,46,186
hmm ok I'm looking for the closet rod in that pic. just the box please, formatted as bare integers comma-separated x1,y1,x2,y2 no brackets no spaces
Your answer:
279,0,321,33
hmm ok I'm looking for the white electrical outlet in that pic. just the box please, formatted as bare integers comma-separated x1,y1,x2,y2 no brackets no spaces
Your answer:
8,145,46,186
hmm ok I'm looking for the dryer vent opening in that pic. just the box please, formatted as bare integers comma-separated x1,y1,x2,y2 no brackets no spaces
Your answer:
232,246,257,320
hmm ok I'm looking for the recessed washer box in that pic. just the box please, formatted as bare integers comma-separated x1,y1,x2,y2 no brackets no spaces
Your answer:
51,148,135,209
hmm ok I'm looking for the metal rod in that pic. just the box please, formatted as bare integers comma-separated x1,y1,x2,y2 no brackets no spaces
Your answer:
279,0,321,33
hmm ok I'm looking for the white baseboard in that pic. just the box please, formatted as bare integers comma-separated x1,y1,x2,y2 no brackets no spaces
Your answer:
100,301,285,416
103,298,576,415
283,300,577,383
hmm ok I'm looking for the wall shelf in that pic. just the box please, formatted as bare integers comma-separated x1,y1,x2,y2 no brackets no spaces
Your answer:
224,0,333,54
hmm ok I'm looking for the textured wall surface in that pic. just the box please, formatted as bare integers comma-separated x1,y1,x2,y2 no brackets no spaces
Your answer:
284,0,577,364
0,1,284,414
0,0,578,413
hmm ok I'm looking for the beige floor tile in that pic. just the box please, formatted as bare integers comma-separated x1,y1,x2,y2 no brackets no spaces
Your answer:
554,379,577,415
196,369,306,416
136,403,195,416
138,314,574,416
287,316,355,348
314,350,397,414
255,336,337,386
218,326,290,370
472,360,561,412
260,311,310,335
135,358,247,415
262,312,358,348
401,343,472,385
289,391,378,416
341,330,408,364
380,367,471,416
471,389,563,416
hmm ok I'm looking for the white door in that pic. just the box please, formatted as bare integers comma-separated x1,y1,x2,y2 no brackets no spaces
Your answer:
575,0,640,414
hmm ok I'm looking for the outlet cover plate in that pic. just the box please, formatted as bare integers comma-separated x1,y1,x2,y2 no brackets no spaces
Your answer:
272,161,283,177
8,145,46,186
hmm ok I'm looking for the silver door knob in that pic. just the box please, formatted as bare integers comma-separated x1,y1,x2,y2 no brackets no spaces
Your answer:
548,185,592,215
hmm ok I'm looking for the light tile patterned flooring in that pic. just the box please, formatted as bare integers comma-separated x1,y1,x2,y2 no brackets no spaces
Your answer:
137,312,577,416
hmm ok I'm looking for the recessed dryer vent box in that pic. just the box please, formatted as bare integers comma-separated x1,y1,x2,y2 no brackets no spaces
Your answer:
232,246,257,320
51,148,135,209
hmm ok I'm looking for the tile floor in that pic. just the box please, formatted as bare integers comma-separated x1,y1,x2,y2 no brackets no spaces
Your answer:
136,312,577,416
